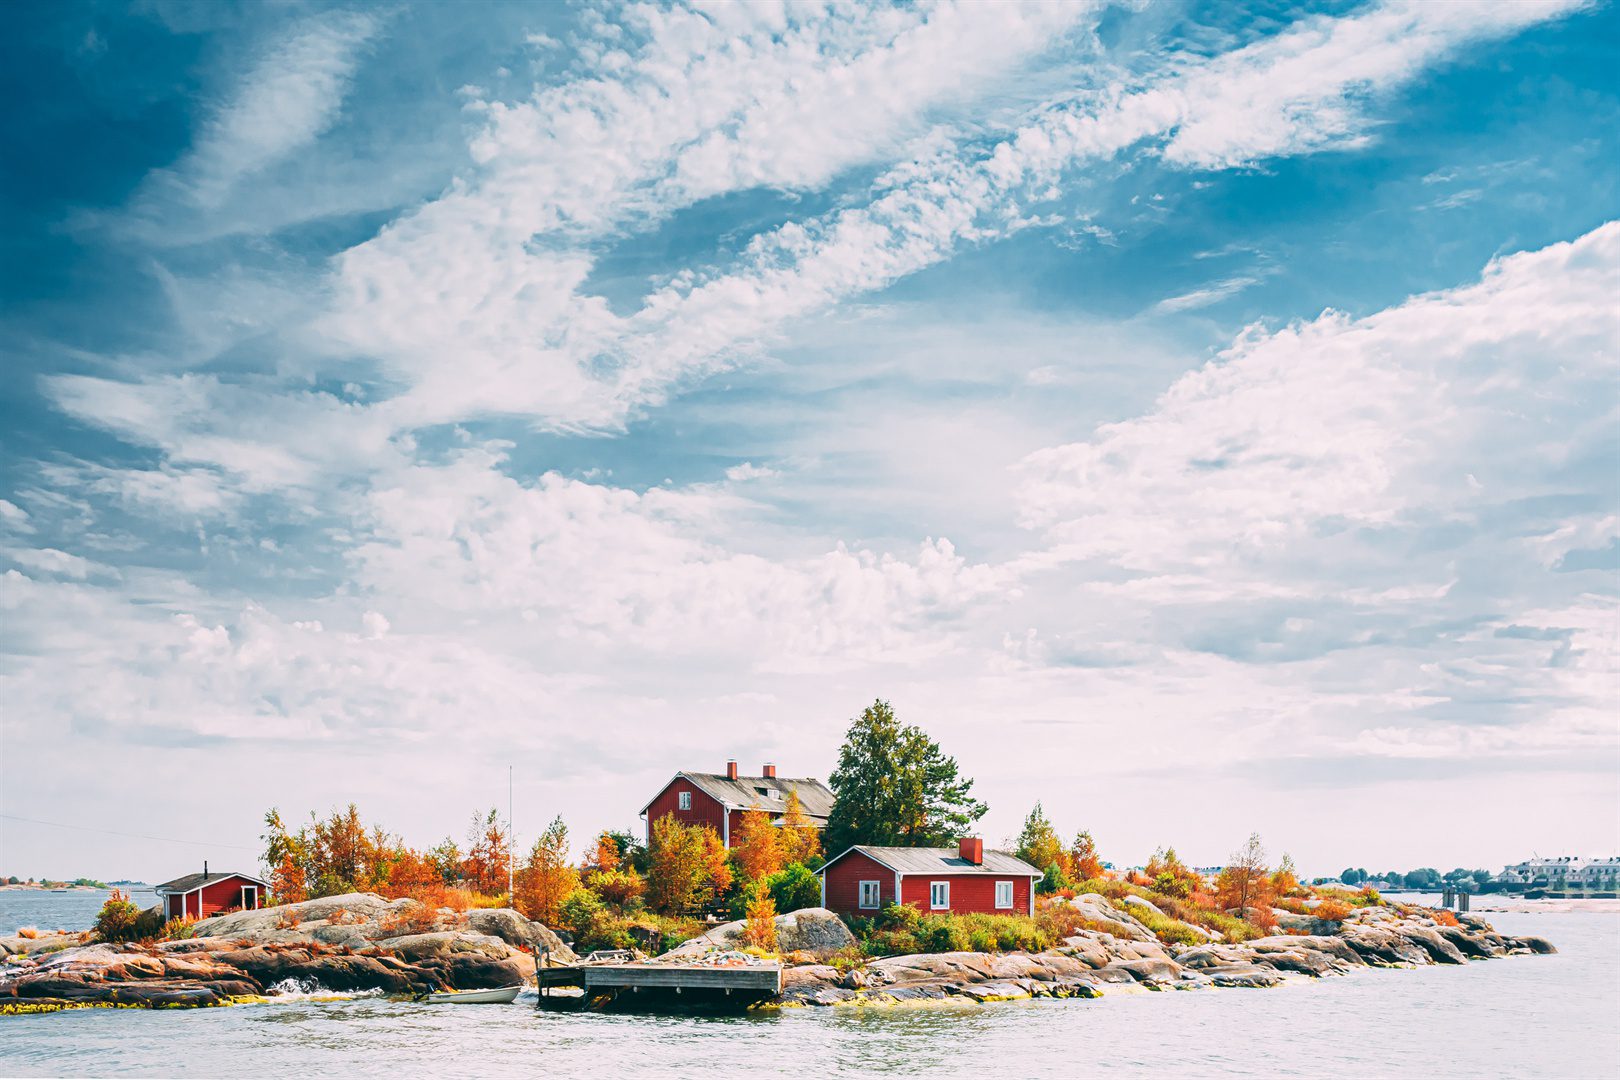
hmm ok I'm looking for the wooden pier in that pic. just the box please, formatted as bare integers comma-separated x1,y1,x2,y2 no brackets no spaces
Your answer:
534,962,782,1008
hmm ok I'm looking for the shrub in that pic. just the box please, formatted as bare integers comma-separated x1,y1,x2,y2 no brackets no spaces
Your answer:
828,944,867,973
16,927,40,940
1040,862,1074,895
378,901,440,937
93,890,144,943
1313,899,1354,922
587,868,646,911
743,887,778,951
559,888,605,936
275,908,302,930
1430,908,1461,928
161,917,198,941
765,863,822,914
1274,897,1312,916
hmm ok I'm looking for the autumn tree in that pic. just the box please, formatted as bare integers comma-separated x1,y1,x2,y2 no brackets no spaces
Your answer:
743,884,778,951
462,808,510,897
732,804,784,882
646,816,705,914
428,839,463,885
1216,832,1272,917
582,832,622,876
1146,846,1202,898
1070,830,1104,881
262,809,309,903
581,830,644,909
826,699,987,851
513,816,578,926
777,788,822,867
1271,853,1300,897
1017,803,1066,882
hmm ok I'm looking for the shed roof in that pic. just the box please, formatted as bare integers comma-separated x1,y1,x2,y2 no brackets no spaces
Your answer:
820,845,1041,877
154,870,268,893
642,772,835,821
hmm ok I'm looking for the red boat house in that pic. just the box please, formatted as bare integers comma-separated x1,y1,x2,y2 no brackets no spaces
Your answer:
818,838,1041,917
154,864,268,921
640,759,834,847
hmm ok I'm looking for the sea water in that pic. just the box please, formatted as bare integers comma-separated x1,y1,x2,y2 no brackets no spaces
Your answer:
2,891,1615,1078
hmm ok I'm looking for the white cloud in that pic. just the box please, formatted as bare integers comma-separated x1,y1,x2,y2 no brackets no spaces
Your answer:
166,9,383,207
351,449,1005,672
1016,222,1620,573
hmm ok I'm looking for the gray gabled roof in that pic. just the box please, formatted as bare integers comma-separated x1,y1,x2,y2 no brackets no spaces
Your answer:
820,845,1042,877
641,772,835,821
154,870,268,894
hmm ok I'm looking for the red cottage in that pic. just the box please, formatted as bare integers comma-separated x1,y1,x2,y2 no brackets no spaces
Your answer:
818,838,1041,917
640,759,835,847
153,864,268,921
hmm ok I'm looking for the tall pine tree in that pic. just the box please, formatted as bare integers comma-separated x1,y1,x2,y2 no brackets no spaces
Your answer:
826,699,986,852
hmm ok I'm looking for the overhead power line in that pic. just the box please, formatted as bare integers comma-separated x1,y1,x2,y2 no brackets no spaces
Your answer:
0,812,259,852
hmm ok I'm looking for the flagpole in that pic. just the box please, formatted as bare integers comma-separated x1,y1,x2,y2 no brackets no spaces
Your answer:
508,764,514,903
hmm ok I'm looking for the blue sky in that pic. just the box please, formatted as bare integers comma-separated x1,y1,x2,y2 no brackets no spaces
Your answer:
2,0,1616,880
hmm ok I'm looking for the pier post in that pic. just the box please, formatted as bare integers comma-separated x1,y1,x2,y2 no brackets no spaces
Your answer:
1459,892,1470,912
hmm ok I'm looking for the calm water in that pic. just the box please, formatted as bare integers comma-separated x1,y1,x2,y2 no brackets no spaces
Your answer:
3,891,1616,1079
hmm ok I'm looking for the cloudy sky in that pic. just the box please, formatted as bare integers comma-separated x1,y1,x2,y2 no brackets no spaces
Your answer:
3,0,1616,882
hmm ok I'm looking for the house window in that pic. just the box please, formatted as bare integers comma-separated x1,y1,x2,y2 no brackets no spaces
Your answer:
859,880,881,909
678,791,691,810
930,881,950,910
995,881,1014,910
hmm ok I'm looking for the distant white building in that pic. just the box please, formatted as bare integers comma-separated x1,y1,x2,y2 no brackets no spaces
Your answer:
1498,856,1589,885
1574,858,1620,887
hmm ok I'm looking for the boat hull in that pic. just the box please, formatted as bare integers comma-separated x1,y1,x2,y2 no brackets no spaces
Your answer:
422,985,522,1004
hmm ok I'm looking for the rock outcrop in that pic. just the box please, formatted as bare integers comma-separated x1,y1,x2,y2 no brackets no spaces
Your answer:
0,893,572,1012
658,907,856,961
774,905,1554,1009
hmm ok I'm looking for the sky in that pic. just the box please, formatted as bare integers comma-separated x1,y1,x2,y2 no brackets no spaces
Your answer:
1,0,1616,883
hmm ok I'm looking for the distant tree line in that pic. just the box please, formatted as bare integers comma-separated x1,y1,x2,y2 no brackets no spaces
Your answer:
1337,867,1493,889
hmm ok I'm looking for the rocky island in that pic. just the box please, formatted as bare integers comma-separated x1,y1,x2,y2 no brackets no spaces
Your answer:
0,890,1553,1015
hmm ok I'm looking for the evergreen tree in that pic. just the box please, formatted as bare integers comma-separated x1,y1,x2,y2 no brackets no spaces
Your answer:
826,699,986,852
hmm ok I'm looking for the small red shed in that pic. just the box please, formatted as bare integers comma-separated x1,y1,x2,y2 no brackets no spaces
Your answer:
154,864,268,921
640,759,835,848
818,838,1041,917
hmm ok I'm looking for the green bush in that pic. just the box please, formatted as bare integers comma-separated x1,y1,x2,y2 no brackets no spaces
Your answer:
766,863,822,913
93,893,166,944
1039,862,1074,895
851,903,1051,957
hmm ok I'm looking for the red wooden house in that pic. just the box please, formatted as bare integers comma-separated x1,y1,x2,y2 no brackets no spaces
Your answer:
640,759,835,847
818,838,1041,917
154,864,268,921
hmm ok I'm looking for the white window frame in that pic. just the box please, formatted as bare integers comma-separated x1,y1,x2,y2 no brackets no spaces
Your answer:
858,880,881,909
930,880,950,910
995,880,1014,910
678,791,691,810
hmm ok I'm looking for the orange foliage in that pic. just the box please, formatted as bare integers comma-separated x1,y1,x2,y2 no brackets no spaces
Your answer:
647,816,729,914
732,806,784,882
17,927,40,940
1430,907,1461,927
379,901,441,937
743,886,777,951
778,788,822,867
1313,899,1354,922
582,833,621,876
461,809,510,898
271,852,308,905
1070,831,1104,882
702,827,733,898
513,817,578,926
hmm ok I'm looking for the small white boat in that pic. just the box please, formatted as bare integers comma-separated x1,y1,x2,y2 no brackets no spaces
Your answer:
421,985,523,1004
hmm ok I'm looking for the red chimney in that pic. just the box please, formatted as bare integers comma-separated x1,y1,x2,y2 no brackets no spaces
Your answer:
958,837,983,865
762,763,777,779
726,759,739,780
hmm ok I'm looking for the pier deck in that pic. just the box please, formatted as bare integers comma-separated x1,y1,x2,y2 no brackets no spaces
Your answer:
535,962,782,1000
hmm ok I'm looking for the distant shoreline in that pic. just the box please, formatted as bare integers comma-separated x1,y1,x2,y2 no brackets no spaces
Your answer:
0,884,136,893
